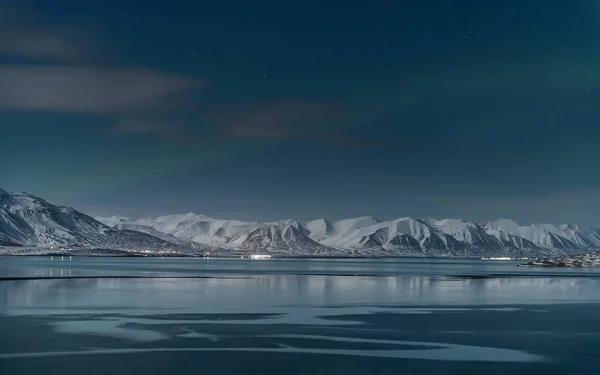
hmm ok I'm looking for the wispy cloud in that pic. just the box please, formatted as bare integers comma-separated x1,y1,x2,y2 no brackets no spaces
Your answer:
0,66,204,114
0,4,379,148
0,28,89,62
0,3,205,137
112,118,206,145
203,99,383,146
110,99,383,147
0,3,90,62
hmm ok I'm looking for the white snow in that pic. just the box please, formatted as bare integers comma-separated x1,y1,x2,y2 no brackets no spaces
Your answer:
484,219,583,251
2,187,599,257
0,189,181,251
96,213,600,257
115,213,262,246
91,210,600,257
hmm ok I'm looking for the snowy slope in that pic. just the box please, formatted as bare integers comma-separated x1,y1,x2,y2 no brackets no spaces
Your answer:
98,214,339,255
483,219,590,256
425,218,562,257
227,220,343,255
310,217,469,256
0,189,186,251
97,211,600,257
427,219,500,249
304,216,381,242
101,213,261,247
533,223,600,249
110,223,214,252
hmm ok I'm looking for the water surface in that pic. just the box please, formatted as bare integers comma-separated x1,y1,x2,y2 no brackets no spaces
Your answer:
1,257,599,374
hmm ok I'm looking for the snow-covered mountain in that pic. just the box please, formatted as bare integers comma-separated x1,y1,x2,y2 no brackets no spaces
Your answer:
101,213,262,247
427,218,499,247
227,220,342,255
3,187,599,257
0,189,188,251
483,219,584,256
96,212,600,257
99,215,343,255
305,216,381,242
311,217,469,256
109,223,214,252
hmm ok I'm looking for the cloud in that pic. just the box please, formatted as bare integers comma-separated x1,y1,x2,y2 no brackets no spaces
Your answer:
0,3,89,62
0,4,378,148
0,65,204,114
108,99,384,147
0,3,204,117
112,118,205,145
0,28,89,62
202,99,384,146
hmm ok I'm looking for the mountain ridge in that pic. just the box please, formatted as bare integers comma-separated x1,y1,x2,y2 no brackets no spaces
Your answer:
96,213,600,258
0,189,189,252
2,188,599,257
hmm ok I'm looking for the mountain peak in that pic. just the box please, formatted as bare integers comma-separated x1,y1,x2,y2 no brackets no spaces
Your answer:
492,218,521,225
303,218,334,239
15,191,43,198
433,218,478,230
308,218,330,225
0,191,50,211
356,216,380,222
3,189,600,258
392,216,420,222
486,218,522,230
176,212,215,221
95,215,133,227
272,219,302,228
560,224,580,231
339,216,381,225
0,191,178,250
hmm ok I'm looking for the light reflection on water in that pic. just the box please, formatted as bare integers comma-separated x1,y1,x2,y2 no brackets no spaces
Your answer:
2,256,600,279
2,258,600,369
1,274,599,316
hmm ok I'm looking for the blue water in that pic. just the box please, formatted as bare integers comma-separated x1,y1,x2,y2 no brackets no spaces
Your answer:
1,257,600,374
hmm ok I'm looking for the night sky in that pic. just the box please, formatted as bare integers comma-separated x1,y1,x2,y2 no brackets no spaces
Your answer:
2,0,600,224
